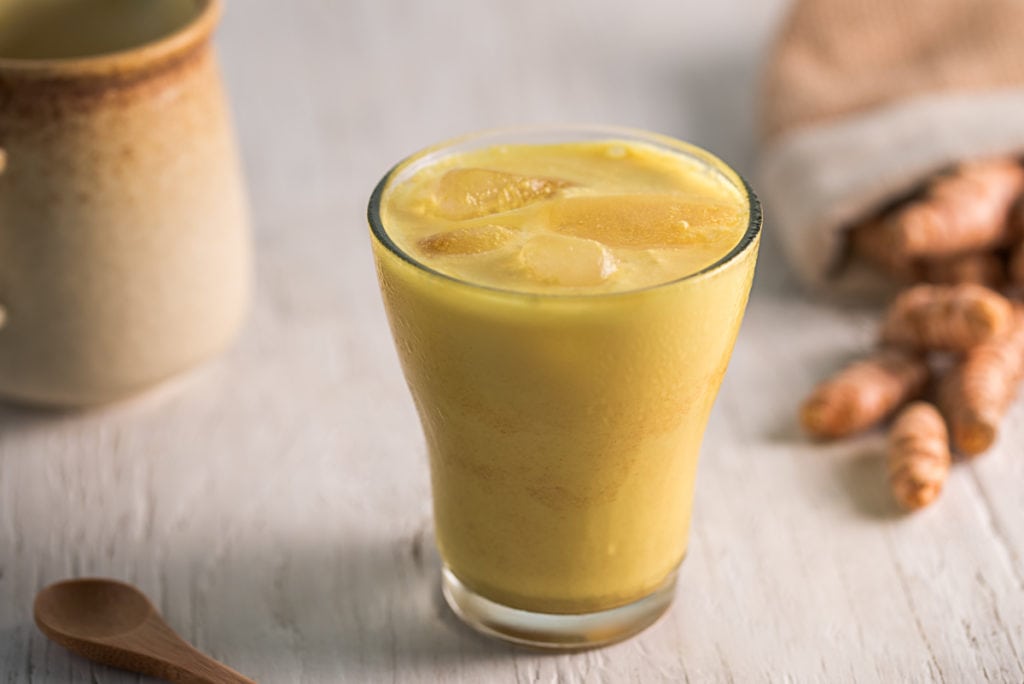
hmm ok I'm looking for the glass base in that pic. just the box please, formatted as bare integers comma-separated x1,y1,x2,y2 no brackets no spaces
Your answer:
441,566,677,650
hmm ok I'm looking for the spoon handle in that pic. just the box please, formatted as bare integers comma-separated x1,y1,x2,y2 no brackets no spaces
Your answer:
116,617,256,684
160,648,255,684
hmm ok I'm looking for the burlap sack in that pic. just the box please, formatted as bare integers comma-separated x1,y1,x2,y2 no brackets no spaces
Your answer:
758,0,1024,285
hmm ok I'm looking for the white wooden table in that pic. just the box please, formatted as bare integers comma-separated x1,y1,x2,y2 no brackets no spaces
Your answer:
3,1,1023,681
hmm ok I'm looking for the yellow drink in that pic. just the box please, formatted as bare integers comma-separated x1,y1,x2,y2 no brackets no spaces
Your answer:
369,127,760,647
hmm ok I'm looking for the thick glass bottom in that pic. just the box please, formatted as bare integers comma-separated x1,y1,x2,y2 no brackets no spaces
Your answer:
441,566,677,650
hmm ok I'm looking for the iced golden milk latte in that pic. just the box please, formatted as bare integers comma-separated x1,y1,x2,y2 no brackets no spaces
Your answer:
369,127,760,648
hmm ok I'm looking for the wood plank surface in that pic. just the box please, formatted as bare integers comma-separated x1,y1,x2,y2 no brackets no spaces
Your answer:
2,0,1022,681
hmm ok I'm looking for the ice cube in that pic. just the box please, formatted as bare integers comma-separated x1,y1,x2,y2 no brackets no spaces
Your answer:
517,233,617,286
434,168,570,220
417,224,517,256
546,194,742,248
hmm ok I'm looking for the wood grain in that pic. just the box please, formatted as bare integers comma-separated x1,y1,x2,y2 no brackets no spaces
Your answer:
2,0,1022,681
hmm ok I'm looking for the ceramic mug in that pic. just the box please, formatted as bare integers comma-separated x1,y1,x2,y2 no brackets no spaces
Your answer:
0,0,250,407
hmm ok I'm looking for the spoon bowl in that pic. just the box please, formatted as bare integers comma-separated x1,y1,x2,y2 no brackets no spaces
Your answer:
34,578,254,684
35,578,153,639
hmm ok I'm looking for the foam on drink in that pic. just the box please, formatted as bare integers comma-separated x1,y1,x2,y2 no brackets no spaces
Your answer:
382,139,749,294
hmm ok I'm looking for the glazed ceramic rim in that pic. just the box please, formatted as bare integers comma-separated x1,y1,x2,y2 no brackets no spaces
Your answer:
0,0,219,76
368,124,763,299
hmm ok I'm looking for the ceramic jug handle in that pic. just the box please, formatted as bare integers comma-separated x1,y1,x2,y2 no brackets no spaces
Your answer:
0,147,6,331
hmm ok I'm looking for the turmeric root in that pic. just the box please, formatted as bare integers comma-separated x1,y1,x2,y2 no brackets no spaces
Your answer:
923,252,1006,289
849,217,923,281
888,158,1024,258
1004,194,1024,285
880,283,1012,351
939,307,1024,456
887,402,951,510
800,348,929,439
1008,192,1024,241
1011,243,1024,286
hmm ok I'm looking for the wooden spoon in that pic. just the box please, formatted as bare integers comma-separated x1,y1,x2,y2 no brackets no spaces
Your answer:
34,578,255,683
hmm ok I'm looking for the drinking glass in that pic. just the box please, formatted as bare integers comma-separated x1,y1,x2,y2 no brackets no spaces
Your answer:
368,126,761,648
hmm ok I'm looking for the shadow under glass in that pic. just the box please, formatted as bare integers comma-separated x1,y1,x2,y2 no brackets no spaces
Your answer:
0,0,204,60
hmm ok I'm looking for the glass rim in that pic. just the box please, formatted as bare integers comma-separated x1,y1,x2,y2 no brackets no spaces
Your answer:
367,124,762,299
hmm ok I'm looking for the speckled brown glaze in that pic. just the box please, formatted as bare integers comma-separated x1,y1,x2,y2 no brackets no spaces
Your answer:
0,0,250,407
